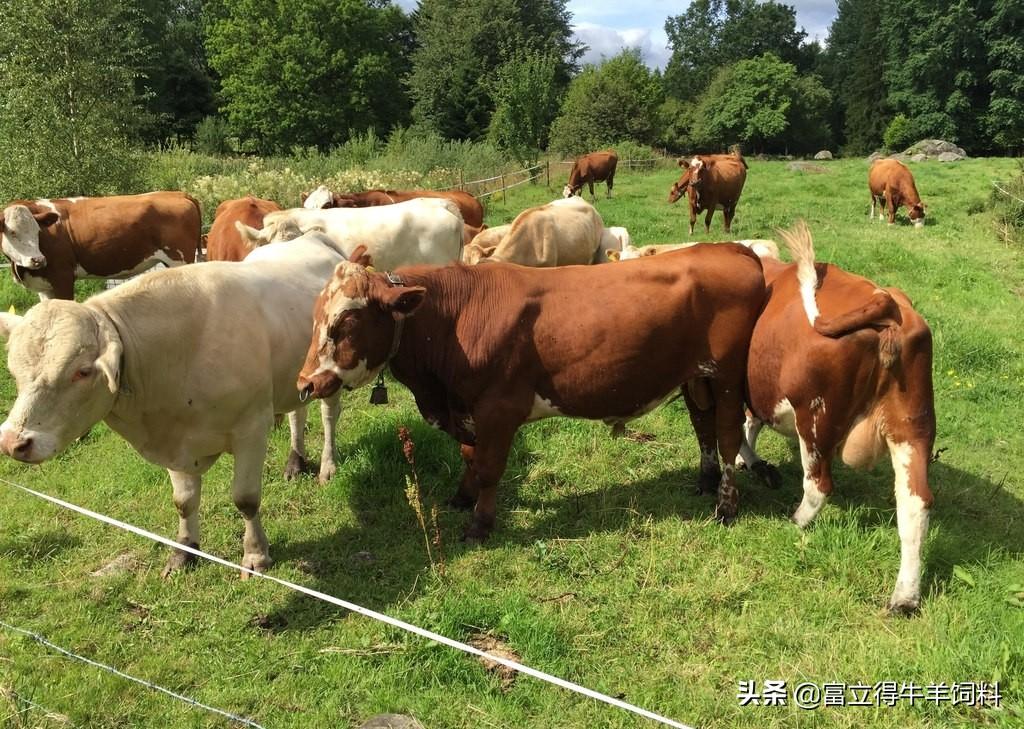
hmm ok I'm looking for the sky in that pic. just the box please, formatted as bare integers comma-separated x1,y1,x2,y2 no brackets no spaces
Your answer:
393,1,838,70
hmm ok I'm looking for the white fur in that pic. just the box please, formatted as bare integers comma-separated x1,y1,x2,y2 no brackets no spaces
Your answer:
527,394,563,421
303,185,334,210
888,440,928,609
467,197,605,267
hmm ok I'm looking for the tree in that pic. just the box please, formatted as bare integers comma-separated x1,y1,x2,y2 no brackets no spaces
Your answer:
488,50,561,165
688,53,831,154
204,0,413,154
0,0,146,199
548,49,664,156
408,0,581,141
983,0,1024,152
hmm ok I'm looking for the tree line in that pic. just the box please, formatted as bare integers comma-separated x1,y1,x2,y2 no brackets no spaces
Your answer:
1,0,1021,197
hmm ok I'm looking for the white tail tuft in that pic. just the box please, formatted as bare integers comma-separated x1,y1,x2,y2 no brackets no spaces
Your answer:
777,221,819,325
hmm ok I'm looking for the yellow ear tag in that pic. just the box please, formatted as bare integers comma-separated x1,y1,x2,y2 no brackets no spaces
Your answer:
7,305,15,314
365,265,376,273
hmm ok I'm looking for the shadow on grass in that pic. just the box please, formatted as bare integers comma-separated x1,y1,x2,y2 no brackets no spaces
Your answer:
0,530,82,562
261,413,1023,630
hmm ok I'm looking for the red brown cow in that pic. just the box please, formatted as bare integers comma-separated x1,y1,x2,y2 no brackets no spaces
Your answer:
869,159,926,227
301,185,483,228
297,245,766,541
0,192,202,300
668,152,748,235
562,150,618,199
206,196,282,262
741,222,935,614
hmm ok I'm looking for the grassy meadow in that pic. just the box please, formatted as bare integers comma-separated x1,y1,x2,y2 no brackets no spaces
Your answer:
1,157,1023,728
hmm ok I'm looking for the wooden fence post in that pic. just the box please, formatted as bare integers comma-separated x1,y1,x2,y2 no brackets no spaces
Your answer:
500,173,506,203
459,169,464,191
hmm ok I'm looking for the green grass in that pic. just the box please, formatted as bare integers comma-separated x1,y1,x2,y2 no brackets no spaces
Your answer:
1,158,1022,729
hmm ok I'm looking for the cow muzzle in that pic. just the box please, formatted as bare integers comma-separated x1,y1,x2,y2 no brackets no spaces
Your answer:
0,426,43,463
297,371,342,401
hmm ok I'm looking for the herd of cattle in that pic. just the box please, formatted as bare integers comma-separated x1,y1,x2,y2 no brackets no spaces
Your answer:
0,151,935,614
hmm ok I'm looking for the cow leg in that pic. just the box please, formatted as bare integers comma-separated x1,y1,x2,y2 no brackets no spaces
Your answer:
162,469,203,577
870,195,877,221
885,190,897,225
606,177,614,198
688,208,697,236
589,181,596,201
462,416,519,543
232,430,273,576
284,406,310,479
318,393,341,483
711,383,747,524
723,205,735,233
736,413,782,489
704,208,714,234
682,381,721,495
449,443,478,510
791,421,834,527
887,439,933,614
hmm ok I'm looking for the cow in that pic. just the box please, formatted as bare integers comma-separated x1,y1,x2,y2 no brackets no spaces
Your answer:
869,159,926,227
0,192,202,301
301,185,484,228
739,222,935,614
461,197,607,266
237,197,464,271
206,196,282,262
0,232,353,576
296,244,767,542
668,153,748,235
608,239,778,261
462,223,488,248
563,150,618,199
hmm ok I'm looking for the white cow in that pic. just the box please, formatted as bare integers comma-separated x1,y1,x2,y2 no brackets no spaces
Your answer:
0,231,349,576
461,196,611,266
237,197,463,270
608,238,778,261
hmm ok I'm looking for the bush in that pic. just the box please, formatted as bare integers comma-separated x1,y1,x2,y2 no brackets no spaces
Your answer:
193,116,234,155
883,114,914,151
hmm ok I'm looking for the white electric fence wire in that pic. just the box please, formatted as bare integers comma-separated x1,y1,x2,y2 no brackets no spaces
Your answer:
0,475,694,729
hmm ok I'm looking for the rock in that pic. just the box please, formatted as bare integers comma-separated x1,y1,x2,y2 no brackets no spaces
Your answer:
937,151,964,162
868,151,886,162
787,161,828,174
359,715,425,729
904,139,968,159
889,152,910,162
813,150,833,160
911,153,928,162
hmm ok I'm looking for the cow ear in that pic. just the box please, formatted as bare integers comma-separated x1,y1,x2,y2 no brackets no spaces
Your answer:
235,221,263,249
606,250,620,261
95,337,122,395
479,246,497,258
0,312,23,339
380,286,426,317
33,211,59,228
348,244,372,266
299,191,309,205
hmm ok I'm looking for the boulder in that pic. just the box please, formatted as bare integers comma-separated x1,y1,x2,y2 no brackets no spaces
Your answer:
911,153,928,162
814,150,833,160
868,151,886,162
904,139,968,159
937,151,965,162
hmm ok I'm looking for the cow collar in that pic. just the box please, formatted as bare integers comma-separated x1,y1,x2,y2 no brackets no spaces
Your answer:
383,271,405,361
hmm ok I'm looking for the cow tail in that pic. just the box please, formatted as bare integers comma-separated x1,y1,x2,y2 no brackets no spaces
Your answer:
779,221,902,368
185,193,204,262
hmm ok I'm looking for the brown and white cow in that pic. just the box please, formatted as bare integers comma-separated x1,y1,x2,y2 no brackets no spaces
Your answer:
297,245,767,541
563,150,618,199
206,196,282,262
608,239,778,261
0,192,202,300
301,185,484,228
668,153,748,235
741,222,935,613
869,159,926,227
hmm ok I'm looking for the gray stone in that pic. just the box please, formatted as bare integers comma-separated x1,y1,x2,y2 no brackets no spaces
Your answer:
868,151,886,162
937,151,964,162
813,150,833,160
903,139,968,159
911,153,928,162
359,715,425,729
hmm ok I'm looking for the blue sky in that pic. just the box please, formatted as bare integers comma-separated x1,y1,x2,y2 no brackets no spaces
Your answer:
394,1,838,69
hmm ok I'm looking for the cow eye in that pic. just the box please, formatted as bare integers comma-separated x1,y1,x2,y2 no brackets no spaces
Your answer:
72,366,93,382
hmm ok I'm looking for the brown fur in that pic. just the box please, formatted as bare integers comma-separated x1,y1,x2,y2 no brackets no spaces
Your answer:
668,152,747,235
868,159,926,225
324,189,482,228
206,196,282,262
565,150,618,198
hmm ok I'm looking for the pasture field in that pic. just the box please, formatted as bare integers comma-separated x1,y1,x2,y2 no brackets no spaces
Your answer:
1,158,1023,729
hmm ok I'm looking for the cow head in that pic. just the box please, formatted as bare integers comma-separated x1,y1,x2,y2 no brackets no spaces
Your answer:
297,248,424,400
462,242,497,264
0,301,122,463
561,184,578,199
909,202,926,228
668,160,697,203
1,205,58,269
302,185,335,210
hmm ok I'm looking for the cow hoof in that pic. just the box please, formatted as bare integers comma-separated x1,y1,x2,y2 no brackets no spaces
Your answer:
462,521,492,544
448,492,475,511
716,510,737,526
695,471,722,496
886,598,921,616
283,451,310,480
239,554,273,579
161,542,199,578
751,461,782,489
318,463,337,484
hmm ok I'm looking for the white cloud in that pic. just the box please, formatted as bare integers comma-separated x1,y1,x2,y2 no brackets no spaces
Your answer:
573,23,672,69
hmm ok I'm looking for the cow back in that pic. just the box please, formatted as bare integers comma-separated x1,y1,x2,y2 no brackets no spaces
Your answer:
208,196,282,262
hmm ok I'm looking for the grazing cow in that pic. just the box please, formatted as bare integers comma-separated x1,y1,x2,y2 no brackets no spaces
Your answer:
237,197,463,271
869,159,926,227
297,244,767,541
301,185,484,228
668,153,748,235
740,222,935,613
563,150,618,199
206,196,282,262
609,239,778,261
462,197,606,266
0,232,352,575
462,223,488,247
0,192,202,300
